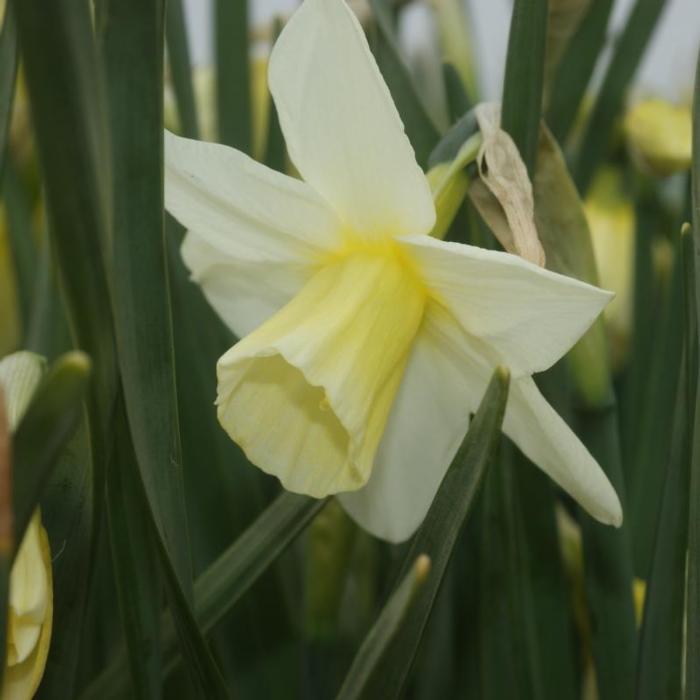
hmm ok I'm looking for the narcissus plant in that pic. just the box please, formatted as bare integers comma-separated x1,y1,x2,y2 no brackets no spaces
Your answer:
165,0,621,542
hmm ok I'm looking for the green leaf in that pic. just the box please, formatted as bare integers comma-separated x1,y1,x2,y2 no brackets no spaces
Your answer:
635,225,694,700
13,0,119,560
546,0,614,144
368,0,440,168
39,412,94,699
687,47,700,700
531,127,637,698
480,444,578,700
101,0,193,595
336,554,431,700
0,4,17,181
575,408,637,700
3,155,38,337
263,18,286,173
628,199,685,576
82,492,324,698
427,110,478,168
12,351,91,553
442,62,472,124
351,367,510,698
573,0,669,194
215,0,251,151
165,0,199,139
106,394,163,700
501,0,548,175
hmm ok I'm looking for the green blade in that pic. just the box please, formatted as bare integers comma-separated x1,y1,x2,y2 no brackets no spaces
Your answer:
573,0,669,194
2,154,37,336
687,46,700,700
12,0,119,592
349,367,510,698
336,555,431,700
546,0,614,144
532,128,637,698
501,0,548,175
39,412,94,699
101,0,193,595
106,393,163,700
12,351,91,553
81,492,324,698
165,0,199,139
368,0,440,168
635,225,695,700
0,4,17,181
215,0,251,151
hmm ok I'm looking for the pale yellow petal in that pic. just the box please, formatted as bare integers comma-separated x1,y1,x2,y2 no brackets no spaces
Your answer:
340,302,483,542
268,0,435,237
3,513,53,700
504,377,623,526
400,234,612,376
164,130,343,261
165,130,344,337
217,246,426,496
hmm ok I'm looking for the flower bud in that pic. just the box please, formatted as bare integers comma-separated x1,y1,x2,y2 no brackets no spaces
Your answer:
0,352,53,700
3,511,53,700
624,99,691,177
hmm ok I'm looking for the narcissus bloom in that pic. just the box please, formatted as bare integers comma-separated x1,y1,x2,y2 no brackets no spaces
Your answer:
165,0,622,542
0,352,53,700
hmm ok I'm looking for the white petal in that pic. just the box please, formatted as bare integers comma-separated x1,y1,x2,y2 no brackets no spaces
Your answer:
504,376,622,526
165,130,343,336
339,303,486,542
400,234,613,376
268,0,435,237
181,234,312,339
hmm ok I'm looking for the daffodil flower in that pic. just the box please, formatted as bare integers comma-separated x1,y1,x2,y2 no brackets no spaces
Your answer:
165,0,622,542
0,352,53,700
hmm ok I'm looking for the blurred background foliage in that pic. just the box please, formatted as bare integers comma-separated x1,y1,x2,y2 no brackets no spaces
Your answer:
0,0,699,698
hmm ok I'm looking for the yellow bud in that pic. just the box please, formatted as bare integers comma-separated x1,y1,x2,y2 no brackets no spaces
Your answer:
427,131,481,240
624,99,692,177
3,511,53,700
426,163,469,241
0,353,53,700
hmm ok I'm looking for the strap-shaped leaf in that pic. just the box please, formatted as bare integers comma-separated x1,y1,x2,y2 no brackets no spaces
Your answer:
106,394,164,700
546,0,614,143
687,48,700,700
12,351,91,554
343,366,510,698
0,4,17,182
501,0,548,175
165,0,199,139
82,492,325,698
101,0,193,597
336,555,431,700
636,226,695,699
215,0,251,151
573,0,669,194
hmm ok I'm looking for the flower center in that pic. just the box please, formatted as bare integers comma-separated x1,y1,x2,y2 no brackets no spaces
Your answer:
216,243,427,497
